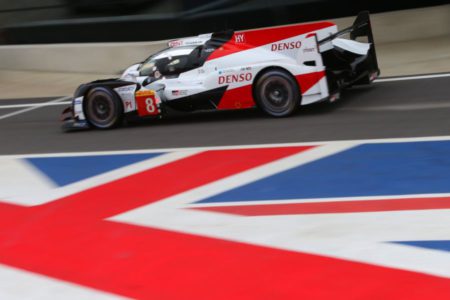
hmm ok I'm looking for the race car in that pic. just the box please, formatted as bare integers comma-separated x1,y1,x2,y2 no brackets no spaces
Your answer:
61,11,379,130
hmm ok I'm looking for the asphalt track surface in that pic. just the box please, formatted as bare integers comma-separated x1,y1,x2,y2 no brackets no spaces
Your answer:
0,74,449,155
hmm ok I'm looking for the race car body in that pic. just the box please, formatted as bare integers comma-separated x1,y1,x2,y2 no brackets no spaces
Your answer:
62,11,379,129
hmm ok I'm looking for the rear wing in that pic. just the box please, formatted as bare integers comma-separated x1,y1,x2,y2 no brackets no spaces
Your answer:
319,11,374,45
319,11,379,71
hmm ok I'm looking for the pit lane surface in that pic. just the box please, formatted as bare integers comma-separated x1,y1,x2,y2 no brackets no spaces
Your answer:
1,73,450,299
0,74,449,155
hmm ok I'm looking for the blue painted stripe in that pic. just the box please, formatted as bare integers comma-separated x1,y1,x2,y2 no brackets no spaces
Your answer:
197,141,450,203
27,153,163,186
392,240,450,252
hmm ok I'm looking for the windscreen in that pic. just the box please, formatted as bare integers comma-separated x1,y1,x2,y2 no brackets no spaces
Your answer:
139,46,201,78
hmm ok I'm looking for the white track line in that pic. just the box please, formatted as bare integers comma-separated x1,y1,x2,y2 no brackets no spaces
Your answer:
0,101,71,109
3,135,450,159
375,72,450,82
343,102,450,112
0,72,447,114
0,96,71,121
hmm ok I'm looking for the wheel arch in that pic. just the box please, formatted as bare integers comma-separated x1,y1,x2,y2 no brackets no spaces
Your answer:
252,66,302,106
82,85,125,129
76,80,135,115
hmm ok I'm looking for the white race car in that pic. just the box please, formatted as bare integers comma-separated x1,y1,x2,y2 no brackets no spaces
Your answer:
62,11,379,129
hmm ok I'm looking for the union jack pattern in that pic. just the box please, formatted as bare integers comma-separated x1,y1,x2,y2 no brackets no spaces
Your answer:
0,137,449,299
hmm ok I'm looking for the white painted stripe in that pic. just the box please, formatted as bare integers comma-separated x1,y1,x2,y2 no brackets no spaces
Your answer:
3,134,450,159
0,135,448,280
184,209,450,278
111,144,356,231
113,199,450,279
113,142,356,215
0,96,71,121
0,101,71,109
3,150,201,206
111,140,450,278
186,192,450,208
0,158,55,200
343,102,450,112
0,264,126,300
375,72,450,82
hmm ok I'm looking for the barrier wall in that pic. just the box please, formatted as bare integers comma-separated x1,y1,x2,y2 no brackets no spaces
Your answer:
0,5,448,74
2,0,447,44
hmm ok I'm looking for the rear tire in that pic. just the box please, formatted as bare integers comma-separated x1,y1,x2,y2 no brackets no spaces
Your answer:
254,70,300,117
84,87,123,129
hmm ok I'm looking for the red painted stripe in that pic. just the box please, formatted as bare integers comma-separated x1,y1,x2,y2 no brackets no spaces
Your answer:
217,84,255,110
208,22,334,61
35,147,310,221
193,196,450,216
296,71,325,94
0,147,324,298
0,202,28,227
4,218,450,300
1,148,449,299
217,70,325,110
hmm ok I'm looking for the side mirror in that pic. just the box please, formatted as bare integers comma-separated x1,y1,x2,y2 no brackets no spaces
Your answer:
128,70,140,78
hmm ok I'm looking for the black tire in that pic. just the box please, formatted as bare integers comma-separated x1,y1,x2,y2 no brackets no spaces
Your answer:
254,69,300,117
84,87,123,129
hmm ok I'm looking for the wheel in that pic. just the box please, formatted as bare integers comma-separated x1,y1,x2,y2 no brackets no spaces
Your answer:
84,87,123,129
254,69,300,117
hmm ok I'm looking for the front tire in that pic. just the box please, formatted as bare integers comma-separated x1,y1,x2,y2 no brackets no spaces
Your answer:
84,87,123,129
254,70,300,117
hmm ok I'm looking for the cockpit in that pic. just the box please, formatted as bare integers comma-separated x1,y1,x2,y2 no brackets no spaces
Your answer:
139,45,207,78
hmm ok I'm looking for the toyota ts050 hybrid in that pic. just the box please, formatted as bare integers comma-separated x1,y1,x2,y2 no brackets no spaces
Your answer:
61,11,379,130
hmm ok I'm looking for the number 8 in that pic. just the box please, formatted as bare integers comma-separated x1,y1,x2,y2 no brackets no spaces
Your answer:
145,98,156,113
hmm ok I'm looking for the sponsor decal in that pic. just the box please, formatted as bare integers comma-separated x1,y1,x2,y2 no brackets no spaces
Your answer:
185,41,200,45
135,90,155,97
73,97,83,115
172,90,188,96
204,48,215,53
168,40,183,47
115,85,135,93
218,73,253,84
218,69,235,75
170,37,210,47
114,85,137,113
303,47,316,53
124,100,134,110
234,33,245,43
271,41,302,51
135,90,160,117
73,121,87,127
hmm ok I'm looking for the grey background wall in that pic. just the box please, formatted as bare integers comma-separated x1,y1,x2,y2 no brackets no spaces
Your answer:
0,0,448,44
0,5,448,75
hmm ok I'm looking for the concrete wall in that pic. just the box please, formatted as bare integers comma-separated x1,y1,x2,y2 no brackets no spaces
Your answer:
0,0,68,27
331,4,450,44
0,4,448,75
0,40,169,74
